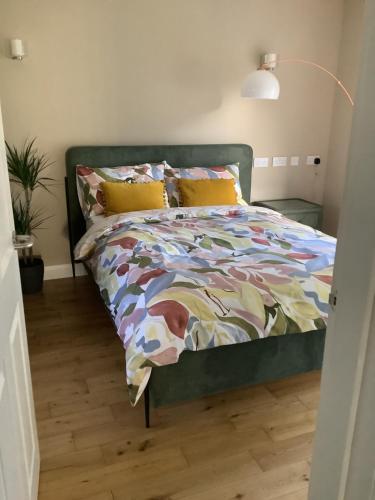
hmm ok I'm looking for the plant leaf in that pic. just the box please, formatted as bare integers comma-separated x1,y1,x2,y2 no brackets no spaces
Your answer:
7,138,55,241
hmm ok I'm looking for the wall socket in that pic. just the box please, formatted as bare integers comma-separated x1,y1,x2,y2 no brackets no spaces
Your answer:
253,155,320,168
254,157,269,168
307,155,320,166
290,156,300,166
272,156,288,167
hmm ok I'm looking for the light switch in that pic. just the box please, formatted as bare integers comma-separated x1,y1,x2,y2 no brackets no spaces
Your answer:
273,156,288,167
254,157,269,168
290,156,300,166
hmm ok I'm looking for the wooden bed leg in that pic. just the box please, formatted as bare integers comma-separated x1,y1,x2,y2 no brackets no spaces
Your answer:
144,384,150,428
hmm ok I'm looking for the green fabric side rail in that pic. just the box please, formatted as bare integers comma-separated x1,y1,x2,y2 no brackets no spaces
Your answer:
149,329,325,407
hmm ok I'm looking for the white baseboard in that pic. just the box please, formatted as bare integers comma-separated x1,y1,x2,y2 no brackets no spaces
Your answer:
44,263,87,280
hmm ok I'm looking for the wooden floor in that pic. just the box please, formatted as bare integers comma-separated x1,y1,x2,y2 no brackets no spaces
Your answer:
24,276,321,500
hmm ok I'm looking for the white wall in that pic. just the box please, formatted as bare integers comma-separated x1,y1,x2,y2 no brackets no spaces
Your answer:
0,0,343,265
323,0,364,235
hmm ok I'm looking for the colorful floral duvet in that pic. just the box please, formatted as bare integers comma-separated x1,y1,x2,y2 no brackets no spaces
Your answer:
75,205,336,404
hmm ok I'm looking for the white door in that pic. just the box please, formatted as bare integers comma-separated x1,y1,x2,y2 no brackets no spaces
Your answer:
309,1,375,498
0,104,40,498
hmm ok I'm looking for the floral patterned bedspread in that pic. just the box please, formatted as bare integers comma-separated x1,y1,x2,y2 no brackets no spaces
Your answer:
75,205,336,404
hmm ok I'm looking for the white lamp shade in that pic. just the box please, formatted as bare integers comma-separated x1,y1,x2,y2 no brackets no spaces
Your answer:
241,69,280,100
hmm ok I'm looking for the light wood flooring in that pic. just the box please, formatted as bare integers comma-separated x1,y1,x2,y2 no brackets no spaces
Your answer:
24,276,321,500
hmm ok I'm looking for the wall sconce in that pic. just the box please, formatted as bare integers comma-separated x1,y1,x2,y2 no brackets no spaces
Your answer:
10,39,25,61
242,53,354,106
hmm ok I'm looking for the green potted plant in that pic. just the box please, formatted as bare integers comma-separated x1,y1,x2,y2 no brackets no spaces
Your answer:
6,138,53,294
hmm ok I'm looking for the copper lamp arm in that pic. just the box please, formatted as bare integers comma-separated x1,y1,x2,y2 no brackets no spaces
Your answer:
263,58,354,106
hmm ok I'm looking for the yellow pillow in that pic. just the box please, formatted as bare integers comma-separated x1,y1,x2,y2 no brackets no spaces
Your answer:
100,181,165,215
178,178,237,207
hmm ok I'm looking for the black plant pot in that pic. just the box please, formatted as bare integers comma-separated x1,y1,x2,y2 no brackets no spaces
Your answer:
19,257,44,294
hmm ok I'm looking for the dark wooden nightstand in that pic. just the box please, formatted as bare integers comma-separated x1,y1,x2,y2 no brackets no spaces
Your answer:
253,198,323,230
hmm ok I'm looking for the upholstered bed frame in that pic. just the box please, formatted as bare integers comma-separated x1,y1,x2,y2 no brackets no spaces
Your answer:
65,144,325,427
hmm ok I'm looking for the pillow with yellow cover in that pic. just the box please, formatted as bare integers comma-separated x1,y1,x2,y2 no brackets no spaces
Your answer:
76,163,167,219
163,163,247,207
100,181,165,215
178,178,237,207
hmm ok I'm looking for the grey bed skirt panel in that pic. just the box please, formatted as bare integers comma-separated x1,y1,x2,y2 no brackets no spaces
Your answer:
149,329,325,407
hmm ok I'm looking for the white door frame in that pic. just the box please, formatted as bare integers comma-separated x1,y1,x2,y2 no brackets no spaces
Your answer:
0,102,40,499
309,0,375,498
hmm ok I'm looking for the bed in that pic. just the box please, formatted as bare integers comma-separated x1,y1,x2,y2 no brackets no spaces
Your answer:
65,144,332,427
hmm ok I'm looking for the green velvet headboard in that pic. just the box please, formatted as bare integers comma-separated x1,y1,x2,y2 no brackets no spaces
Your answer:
65,144,253,253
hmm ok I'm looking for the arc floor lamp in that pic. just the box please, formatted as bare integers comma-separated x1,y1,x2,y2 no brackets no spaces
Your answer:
242,53,354,106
